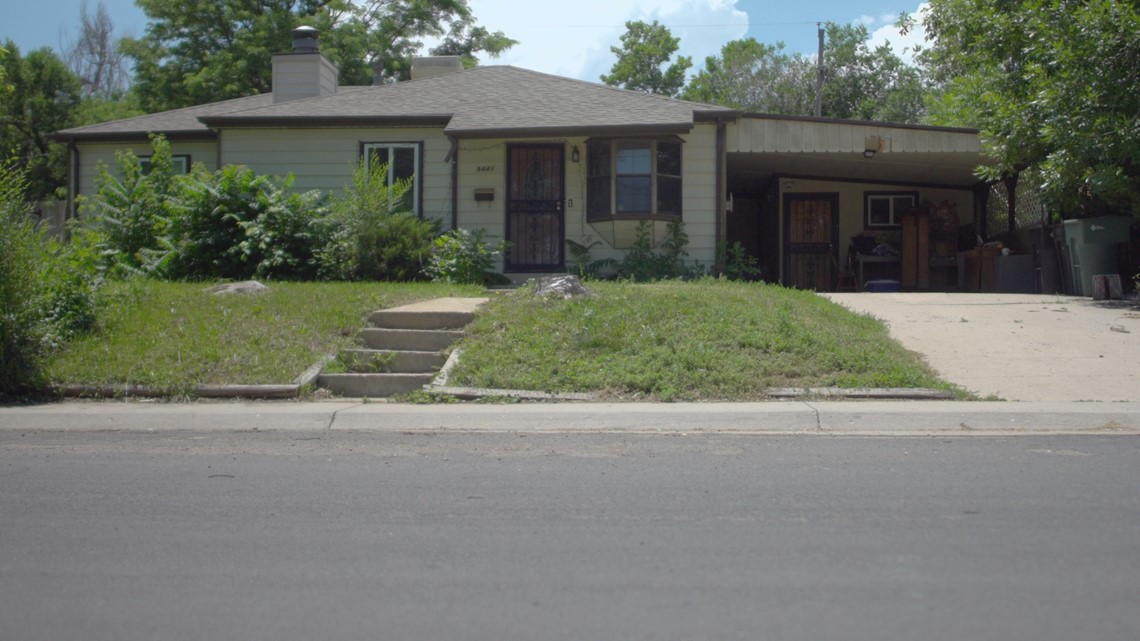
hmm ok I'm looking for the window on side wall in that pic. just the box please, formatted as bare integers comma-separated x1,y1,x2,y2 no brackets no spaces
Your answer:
587,138,682,221
864,191,918,229
139,154,190,174
362,142,421,214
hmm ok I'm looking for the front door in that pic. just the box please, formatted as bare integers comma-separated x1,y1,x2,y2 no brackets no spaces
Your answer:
506,144,564,271
784,193,839,291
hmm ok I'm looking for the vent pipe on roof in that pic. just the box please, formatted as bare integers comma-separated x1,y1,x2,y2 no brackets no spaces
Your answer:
292,26,320,53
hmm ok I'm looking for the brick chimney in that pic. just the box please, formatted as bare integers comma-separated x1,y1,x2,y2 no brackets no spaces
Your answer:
271,26,338,103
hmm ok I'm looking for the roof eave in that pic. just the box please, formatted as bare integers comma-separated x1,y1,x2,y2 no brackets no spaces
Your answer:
693,109,741,122
741,112,980,134
47,130,218,144
198,114,454,128
448,123,695,139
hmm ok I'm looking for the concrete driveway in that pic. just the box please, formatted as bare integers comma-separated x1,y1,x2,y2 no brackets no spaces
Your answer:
822,293,1140,402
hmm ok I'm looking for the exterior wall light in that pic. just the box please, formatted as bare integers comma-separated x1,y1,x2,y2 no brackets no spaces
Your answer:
571,146,580,163
864,135,880,159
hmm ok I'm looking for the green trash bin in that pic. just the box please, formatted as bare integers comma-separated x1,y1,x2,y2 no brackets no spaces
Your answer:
1060,216,1134,296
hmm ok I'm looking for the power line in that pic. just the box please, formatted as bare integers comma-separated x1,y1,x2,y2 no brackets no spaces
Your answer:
530,21,822,29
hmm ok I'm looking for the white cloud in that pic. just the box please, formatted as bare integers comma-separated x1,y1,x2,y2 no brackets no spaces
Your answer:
865,2,930,64
467,0,749,82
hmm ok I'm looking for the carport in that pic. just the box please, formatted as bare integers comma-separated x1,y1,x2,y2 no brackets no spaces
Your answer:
722,114,994,290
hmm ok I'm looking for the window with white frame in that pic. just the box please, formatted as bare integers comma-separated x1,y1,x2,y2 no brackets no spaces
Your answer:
864,191,918,228
362,142,421,213
587,138,682,220
139,154,190,174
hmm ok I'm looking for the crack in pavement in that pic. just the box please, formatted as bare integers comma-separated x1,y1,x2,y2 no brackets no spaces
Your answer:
801,400,823,431
326,403,364,431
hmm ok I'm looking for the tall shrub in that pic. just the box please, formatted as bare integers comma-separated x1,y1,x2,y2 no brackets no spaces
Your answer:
79,134,180,275
319,161,437,281
162,165,326,280
0,162,98,394
0,162,46,392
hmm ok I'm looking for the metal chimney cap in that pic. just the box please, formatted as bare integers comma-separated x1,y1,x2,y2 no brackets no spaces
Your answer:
291,26,319,53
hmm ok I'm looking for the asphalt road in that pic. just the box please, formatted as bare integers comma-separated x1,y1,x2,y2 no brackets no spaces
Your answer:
2,430,1138,641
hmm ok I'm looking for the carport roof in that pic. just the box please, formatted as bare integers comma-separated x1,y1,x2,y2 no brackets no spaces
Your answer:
727,113,991,188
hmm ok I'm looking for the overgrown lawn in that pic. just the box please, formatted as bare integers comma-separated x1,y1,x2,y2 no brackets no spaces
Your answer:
449,279,956,401
46,279,482,393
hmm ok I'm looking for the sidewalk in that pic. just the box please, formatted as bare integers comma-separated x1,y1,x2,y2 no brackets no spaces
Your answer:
2,400,1137,435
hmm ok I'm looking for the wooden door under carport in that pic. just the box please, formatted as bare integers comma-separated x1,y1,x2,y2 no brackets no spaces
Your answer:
783,193,839,291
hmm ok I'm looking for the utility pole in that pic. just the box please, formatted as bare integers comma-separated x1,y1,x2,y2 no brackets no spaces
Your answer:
814,23,824,117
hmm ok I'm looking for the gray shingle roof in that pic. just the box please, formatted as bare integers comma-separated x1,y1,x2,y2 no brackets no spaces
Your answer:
204,66,736,136
51,94,273,140
55,66,736,141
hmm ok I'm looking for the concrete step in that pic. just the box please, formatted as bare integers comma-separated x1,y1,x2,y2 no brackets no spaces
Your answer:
360,328,464,351
317,373,434,398
339,349,447,373
369,309,476,330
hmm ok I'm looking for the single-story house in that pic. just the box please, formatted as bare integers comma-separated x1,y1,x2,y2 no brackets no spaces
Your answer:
51,27,997,289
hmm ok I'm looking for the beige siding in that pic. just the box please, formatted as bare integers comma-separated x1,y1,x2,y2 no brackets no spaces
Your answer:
75,141,218,202
220,127,453,225
680,123,719,265
454,124,721,271
76,123,723,272
455,138,508,244
728,118,982,155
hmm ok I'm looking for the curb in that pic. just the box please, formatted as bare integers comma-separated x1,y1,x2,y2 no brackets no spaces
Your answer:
50,354,333,401
3,401,1138,435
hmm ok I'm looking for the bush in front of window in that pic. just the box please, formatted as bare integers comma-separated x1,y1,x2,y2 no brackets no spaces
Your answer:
80,134,182,276
616,220,702,281
426,228,509,286
318,161,437,282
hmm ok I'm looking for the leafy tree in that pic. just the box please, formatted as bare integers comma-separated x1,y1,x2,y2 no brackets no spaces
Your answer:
682,25,927,123
0,46,10,94
429,12,518,68
600,20,692,97
122,0,514,112
913,0,1140,217
683,38,814,114
817,23,927,123
0,43,81,201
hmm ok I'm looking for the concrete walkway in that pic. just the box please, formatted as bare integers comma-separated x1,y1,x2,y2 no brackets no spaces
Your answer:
823,293,1140,402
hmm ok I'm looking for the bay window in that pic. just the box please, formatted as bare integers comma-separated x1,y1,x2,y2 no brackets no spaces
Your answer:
587,138,681,220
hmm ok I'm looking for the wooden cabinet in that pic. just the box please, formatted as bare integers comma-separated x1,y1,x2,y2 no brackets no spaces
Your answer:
900,210,930,289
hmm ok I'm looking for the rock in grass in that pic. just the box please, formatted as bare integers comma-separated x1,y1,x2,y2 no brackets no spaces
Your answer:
207,281,269,296
534,275,589,299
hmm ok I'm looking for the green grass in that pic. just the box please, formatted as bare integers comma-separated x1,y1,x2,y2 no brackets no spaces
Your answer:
448,279,957,401
45,279,483,394
45,277,958,402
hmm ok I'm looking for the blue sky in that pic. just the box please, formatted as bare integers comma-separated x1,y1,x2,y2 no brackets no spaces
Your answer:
3,1,929,82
